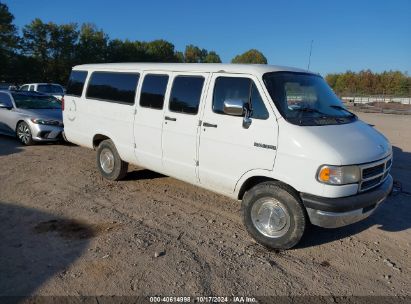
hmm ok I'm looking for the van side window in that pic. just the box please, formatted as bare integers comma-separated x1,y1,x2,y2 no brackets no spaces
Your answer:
29,85,35,91
66,71,88,97
86,72,139,104
213,77,269,120
20,85,29,91
140,74,169,110
169,76,205,115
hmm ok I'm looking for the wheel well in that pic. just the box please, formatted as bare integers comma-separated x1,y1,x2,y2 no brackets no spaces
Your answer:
237,176,300,200
93,134,110,149
237,176,276,200
15,120,25,132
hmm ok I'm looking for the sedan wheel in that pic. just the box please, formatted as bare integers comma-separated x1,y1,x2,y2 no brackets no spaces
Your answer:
17,122,34,145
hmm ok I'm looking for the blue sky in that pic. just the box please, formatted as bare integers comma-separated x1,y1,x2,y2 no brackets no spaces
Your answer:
4,0,411,75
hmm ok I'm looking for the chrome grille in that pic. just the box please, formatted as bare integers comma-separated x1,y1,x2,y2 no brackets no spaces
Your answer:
359,156,392,192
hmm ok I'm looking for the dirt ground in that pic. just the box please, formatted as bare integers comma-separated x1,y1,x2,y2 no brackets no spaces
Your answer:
0,112,410,298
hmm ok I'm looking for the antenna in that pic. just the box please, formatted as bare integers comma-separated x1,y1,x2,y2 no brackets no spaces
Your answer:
307,40,314,70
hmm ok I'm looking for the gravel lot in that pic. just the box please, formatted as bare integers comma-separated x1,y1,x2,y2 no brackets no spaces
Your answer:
0,112,410,298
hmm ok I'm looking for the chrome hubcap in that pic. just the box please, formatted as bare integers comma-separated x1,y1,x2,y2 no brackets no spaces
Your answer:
251,198,290,238
17,124,31,144
100,148,115,173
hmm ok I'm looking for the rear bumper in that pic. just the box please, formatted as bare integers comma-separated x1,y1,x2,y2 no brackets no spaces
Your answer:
301,175,393,228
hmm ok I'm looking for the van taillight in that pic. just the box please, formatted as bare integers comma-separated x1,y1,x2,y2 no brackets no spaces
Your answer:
61,97,64,111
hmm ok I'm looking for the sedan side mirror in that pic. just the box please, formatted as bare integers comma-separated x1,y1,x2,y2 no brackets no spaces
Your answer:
0,102,12,110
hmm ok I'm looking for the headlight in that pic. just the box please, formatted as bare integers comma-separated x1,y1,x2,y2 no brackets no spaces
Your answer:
317,165,360,185
30,118,62,126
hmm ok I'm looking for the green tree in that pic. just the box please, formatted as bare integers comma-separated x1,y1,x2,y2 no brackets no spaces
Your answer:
48,23,79,83
203,51,221,63
21,19,79,82
21,18,52,80
325,74,339,90
146,39,177,62
174,51,184,63
231,49,267,64
0,3,19,81
107,39,147,62
76,23,108,64
326,70,411,97
184,44,207,63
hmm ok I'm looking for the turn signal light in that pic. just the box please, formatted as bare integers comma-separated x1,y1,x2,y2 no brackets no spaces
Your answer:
319,167,330,182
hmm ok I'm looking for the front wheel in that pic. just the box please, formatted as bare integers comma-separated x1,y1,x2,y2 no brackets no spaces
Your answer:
96,139,128,181
242,181,306,250
16,121,34,145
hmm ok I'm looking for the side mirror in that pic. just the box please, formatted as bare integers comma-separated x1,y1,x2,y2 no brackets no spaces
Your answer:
223,99,244,116
223,99,252,129
0,102,12,110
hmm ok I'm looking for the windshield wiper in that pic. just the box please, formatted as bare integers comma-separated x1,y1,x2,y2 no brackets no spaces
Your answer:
292,107,330,117
329,105,356,118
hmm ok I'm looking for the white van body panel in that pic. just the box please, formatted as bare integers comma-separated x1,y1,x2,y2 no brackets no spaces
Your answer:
63,62,391,201
273,118,392,198
133,71,172,172
198,72,278,194
63,75,91,148
161,72,211,183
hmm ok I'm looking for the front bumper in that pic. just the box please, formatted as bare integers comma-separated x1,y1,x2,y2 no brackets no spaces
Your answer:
29,122,64,142
301,175,393,228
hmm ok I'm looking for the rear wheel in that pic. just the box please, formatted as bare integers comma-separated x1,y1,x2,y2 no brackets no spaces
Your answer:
96,139,128,181
242,181,306,249
16,121,34,145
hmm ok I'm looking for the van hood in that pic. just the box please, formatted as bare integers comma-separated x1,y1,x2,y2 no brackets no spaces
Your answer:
278,119,392,165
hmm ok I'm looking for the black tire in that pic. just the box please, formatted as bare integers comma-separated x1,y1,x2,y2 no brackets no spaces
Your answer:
96,139,128,181
16,121,34,145
242,181,306,250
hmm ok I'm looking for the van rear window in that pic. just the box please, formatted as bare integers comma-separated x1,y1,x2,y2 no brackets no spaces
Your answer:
66,71,88,97
86,72,139,104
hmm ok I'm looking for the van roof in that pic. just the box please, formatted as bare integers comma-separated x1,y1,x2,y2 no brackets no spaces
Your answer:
72,63,315,76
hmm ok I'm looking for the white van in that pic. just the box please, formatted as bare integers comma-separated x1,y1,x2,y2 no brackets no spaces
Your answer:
63,63,393,249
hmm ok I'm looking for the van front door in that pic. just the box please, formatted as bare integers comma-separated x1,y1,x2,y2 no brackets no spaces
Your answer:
198,73,278,194
161,73,209,183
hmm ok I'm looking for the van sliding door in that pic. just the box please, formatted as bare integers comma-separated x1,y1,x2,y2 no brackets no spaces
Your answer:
134,72,171,172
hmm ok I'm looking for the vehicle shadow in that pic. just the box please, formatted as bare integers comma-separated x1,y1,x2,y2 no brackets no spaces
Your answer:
123,168,166,181
0,134,23,156
0,201,93,297
297,145,411,249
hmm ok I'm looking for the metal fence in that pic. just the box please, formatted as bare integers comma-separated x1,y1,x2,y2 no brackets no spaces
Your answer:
341,96,411,105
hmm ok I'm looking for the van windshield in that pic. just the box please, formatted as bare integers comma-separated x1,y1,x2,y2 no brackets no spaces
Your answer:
263,72,356,126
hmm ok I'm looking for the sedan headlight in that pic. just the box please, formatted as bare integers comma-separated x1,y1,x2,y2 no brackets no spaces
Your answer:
30,118,62,126
317,165,360,185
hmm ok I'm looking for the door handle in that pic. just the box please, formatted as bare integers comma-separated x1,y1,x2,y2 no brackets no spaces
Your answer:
203,122,217,128
165,116,177,121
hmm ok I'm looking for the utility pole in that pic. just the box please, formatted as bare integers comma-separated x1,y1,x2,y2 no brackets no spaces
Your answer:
307,40,314,70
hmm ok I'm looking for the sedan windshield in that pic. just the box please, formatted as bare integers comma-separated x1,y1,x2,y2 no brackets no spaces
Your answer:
12,93,61,109
263,72,356,126
37,84,64,94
